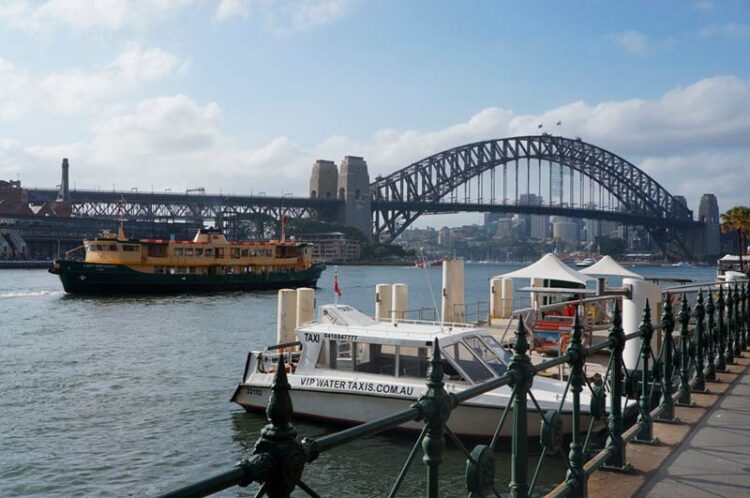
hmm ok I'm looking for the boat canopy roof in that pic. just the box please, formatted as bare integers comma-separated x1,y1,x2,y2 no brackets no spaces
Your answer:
517,286,597,295
494,253,594,286
720,254,746,262
301,304,488,347
580,255,642,279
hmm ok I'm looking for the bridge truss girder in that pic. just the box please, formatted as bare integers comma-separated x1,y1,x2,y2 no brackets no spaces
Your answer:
370,135,702,258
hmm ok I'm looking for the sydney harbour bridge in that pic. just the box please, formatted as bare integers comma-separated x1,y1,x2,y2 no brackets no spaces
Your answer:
20,135,704,258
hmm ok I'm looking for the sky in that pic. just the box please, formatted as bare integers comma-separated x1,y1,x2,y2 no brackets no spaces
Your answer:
0,0,748,226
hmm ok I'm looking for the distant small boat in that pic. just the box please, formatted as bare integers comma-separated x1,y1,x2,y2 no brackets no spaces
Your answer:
672,261,693,267
575,257,596,268
415,259,443,268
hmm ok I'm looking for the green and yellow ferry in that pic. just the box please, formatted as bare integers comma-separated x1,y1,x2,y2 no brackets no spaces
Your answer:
49,227,325,294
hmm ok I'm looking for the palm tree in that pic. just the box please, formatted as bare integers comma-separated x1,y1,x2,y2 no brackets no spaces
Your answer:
721,206,750,271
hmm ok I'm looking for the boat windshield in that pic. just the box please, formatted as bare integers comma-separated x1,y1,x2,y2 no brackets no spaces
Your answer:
463,335,507,376
477,335,512,363
441,341,494,383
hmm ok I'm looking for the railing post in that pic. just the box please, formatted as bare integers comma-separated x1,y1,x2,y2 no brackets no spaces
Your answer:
742,282,749,350
657,296,677,421
634,300,657,444
564,313,587,497
604,302,629,471
733,284,743,357
725,285,735,365
253,355,310,498
705,292,717,382
717,286,728,371
509,316,534,498
676,294,693,406
692,290,707,393
419,338,452,498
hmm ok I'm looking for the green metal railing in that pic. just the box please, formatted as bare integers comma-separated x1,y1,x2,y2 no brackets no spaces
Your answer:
155,280,750,498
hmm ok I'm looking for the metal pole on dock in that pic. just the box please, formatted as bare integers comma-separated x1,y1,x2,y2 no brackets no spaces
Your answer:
604,302,629,470
717,287,728,371
421,340,450,498
676,295,693,406
509,317,533,498
705,292,717,381
692,291,707,393
634,301,657,444
657,297,677,421
742,282,749,350
564,314,587,497
733,284,743,357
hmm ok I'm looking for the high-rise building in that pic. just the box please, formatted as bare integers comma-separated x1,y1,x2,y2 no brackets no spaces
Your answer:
519,193,548,240
699,193,721,258
552,216,579,242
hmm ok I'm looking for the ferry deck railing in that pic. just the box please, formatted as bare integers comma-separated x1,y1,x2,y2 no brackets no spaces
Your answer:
155,280,750,498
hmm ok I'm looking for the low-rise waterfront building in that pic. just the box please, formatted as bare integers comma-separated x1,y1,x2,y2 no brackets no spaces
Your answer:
300,232,361,262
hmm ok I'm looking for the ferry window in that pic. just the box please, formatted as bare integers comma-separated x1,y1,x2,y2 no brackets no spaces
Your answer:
204,248,213,257
215,248,224,258
184,248,194,257
189,267,197,274
441,342,493,383
355,343,395,376
147,245,168,258
174,248,184,257
231,248,240,259
107,244,117,251
464,335,507,376
241,249,249,257
398,346,430,378
195,248,203,257
122,245,139,252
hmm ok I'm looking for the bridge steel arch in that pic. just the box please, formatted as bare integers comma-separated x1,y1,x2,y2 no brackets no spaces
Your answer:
370,135,700,256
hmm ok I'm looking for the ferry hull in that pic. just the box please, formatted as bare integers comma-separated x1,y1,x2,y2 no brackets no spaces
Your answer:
231,383,593,438
50,260,325,294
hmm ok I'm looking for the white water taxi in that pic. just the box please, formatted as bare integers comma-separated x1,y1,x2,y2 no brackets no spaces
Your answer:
232,304,600,437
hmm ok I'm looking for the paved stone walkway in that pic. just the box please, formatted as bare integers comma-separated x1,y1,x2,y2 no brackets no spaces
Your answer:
638,367,750,497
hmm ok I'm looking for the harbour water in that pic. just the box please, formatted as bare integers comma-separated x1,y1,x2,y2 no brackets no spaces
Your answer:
1,264,715,497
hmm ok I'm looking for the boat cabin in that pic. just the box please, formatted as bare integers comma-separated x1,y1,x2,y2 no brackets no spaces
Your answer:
266,305,512,385
79,227,314,275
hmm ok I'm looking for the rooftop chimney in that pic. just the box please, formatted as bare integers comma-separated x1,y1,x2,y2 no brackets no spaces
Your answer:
57,158,70,202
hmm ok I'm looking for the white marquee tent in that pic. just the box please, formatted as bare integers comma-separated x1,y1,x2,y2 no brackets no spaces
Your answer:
580,255,642,279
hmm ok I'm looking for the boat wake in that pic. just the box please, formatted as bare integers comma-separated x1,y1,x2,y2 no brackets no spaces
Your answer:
0,290,63,298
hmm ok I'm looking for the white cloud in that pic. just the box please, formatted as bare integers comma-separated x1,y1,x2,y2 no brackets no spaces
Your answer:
0,43,186,117
0,0,354,34
0,58,31,119
0,0,194,32
215,0,247,21
699,22,750,38
3,75,750,211
609,30,649,55
214,0,355,33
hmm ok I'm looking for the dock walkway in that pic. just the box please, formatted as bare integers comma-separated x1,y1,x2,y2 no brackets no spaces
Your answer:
638,361,750,497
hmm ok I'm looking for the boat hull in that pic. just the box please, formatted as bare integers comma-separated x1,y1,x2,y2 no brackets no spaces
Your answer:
231,383,592,438
49,260,326,294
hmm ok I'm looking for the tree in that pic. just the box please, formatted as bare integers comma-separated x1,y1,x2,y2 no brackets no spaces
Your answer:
720,206,750,271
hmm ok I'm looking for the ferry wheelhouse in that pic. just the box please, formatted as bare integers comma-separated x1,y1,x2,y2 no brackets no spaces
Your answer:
232,304,601,437
50,227,325,294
